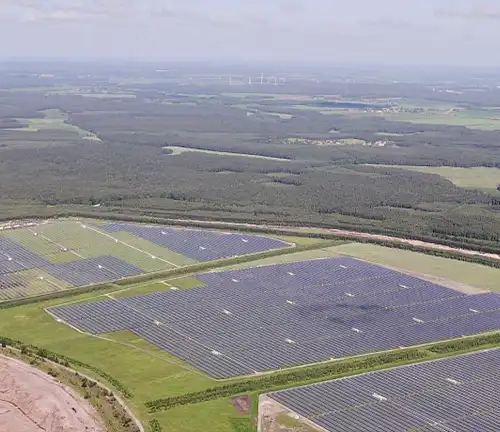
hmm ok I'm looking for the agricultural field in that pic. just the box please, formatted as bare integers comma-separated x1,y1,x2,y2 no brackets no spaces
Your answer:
2,240,500,431
274,98,500,130
375,165,500,193
0,219,290,301
384,109,500,131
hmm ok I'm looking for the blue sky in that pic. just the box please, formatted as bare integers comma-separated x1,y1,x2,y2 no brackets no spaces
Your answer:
0,0,499,65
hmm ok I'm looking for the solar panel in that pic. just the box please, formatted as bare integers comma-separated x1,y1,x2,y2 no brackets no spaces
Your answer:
268,349,500,432
97,223,289,260
48,257,500,378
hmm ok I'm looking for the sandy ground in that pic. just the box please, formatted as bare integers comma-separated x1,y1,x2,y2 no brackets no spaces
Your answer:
0,355,105,432
258,395,324,432
327,228,500,261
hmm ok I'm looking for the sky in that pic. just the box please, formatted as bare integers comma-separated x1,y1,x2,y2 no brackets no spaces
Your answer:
1,0,499,66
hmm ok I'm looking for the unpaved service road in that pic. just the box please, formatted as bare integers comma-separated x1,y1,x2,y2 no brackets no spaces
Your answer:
167,218,500,261
0,355,105,432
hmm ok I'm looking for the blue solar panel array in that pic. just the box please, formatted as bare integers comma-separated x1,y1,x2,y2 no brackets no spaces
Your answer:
97,222,289,260
268,348,500,432
0,236,143,293
0,238,48,273
48,257,500,378
0,223,290,300
47,256,143,286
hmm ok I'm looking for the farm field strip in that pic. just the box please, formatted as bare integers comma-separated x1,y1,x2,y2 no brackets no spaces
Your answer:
368,165,500,192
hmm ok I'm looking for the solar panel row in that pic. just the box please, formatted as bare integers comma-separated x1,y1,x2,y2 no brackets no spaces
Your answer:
269,348,500,431
48,257,500,378
97,223,289,261
0,223,290,301
0,236,144,297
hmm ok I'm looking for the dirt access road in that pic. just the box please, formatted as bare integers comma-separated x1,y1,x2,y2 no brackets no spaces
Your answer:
0,354,105,432
166,218,500,261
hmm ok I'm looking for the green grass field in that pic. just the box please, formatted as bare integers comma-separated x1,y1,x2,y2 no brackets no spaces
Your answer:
0,291,252,430
33,220,179,271
13,109,101,140
332,243,500,291
373,165,500,193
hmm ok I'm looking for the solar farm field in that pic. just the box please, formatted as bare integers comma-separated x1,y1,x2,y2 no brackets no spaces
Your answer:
266,348,500,432
0,219,290,301
2,242,500,432
48,256,500,379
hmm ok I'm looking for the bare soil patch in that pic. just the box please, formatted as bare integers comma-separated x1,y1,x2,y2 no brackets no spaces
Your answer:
258,396,322,432
232,395,252,415
0,354,105,432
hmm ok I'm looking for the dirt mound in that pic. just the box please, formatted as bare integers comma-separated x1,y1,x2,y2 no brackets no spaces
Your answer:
0,355,105,432
232,395,252,415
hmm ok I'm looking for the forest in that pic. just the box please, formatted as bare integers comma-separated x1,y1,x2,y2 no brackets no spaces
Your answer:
1,62,500,248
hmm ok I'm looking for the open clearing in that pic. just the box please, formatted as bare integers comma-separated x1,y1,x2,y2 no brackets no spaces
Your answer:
11,109,101,141
372,165,500,192
164,146,292,161
0,354,105,432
